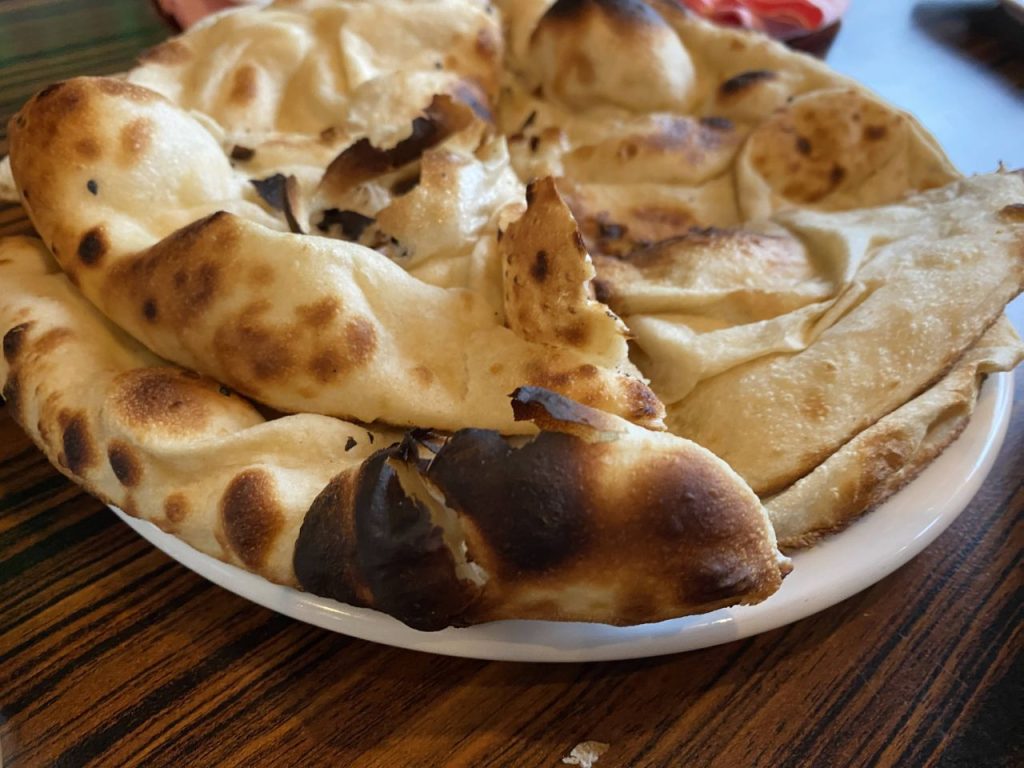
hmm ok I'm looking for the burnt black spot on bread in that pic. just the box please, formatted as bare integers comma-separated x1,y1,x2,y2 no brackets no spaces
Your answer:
78,227,107,266
3,322,32,362
294,473,363,606
719,70,777,96
795,136,812,155
251,174,289,211
2,371,22,420
142,298,158,321
531,250,549,282
351,449,477,630
511,386,619,438
61,412,96,475
87,179,99,195
230,144,256,161
108,440,142,487
221,468,284,569
317,209,375,240
428,430,591,576
321,95,472,195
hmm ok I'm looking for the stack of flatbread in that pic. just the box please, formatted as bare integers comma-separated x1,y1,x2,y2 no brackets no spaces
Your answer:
1,0,1021,630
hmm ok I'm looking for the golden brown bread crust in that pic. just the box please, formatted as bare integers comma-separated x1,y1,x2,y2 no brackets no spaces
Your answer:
294,387,788,630
0,236,787,629
7,76,665,433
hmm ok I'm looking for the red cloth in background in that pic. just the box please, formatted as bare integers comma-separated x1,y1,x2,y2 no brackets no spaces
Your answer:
680,0,849,37
155,0,266,28
155,0,848,38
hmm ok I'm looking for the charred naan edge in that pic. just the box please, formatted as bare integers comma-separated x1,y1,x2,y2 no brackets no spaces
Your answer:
8,77,665,433
0,236,393,585
667,173,1024,495
318,94,479,199
766,318,1024,548
311,96,524,314
296,386,788,630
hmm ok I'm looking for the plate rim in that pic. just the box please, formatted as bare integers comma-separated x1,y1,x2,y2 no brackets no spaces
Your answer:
111,370,1014,662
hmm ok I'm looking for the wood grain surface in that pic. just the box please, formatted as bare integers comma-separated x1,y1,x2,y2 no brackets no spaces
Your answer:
0,1,1022,766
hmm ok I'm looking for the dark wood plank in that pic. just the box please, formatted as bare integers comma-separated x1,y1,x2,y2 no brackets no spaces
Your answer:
0,1,1022,767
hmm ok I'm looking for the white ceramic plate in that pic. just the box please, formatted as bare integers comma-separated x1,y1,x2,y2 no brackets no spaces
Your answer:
113,372,1014,662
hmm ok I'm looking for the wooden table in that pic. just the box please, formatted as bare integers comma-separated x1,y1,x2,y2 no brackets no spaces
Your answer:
1,1,1021,766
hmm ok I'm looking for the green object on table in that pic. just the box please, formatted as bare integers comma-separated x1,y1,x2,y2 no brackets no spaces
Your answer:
0,0,167,141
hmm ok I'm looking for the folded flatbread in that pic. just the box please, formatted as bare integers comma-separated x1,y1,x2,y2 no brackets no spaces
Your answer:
0,236,788,629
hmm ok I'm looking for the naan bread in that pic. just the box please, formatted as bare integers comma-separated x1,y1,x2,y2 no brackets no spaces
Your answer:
494,0,958,258
0,236,787,629
8,77,661,433
3,0,1022,630
129,0,504,174
766,317,1024,547
665,173,1024,495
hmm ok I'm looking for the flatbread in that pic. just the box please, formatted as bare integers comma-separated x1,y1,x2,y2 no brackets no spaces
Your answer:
665,174,1024,495
2,0,1022,629
129,0,504,175
766,317,1023,547
0,235,787,629
8,77,662,433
